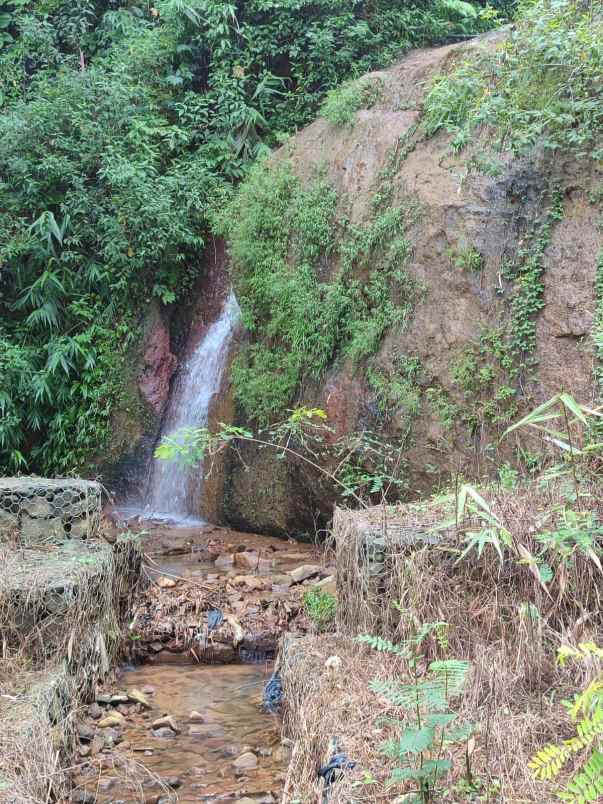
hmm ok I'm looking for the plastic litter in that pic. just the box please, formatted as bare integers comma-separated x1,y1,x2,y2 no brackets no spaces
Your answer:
318,751,356,786
207,608,224,632
262,670,283,713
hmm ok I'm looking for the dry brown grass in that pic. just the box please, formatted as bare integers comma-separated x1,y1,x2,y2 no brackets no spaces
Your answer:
279,476,603,802
0,536,143,803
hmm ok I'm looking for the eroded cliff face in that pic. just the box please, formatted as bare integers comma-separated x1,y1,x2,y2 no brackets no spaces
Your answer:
223,33,603,537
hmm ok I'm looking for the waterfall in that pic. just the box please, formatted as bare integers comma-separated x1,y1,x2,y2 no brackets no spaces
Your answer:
145,290,240,522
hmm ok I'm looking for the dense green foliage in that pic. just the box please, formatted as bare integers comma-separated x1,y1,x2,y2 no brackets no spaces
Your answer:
222,160,420,423
423,0,603,158
0,0,496,473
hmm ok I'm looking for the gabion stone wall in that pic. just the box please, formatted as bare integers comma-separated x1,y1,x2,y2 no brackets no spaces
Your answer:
0,477,102,545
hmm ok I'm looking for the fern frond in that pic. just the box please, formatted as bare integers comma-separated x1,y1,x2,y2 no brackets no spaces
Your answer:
558,749,603,803
529,743,571,780
357,634,410,657
382,727,435,757
428,659,471,697
564,706,603,752
444,722,474,745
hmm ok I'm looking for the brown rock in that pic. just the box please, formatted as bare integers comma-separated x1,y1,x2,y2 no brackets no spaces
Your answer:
271,574,293,589
98,712,125,728
138,305,177,415
151,715,180,733
289,564,321,584
234,550,259,570
157,576,177,588
233,575,270,591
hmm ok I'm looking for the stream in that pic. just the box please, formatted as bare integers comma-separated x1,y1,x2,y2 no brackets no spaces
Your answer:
87,661,284,803
72,521,323,803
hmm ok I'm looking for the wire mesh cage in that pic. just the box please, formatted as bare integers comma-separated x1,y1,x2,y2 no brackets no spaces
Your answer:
0,477,102,545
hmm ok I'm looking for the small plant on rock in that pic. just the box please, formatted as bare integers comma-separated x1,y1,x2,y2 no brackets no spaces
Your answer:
358,620,475,802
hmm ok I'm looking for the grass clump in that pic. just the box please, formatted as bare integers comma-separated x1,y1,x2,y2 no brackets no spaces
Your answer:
303,588,337,632
423,0,603,159
321,77,383,127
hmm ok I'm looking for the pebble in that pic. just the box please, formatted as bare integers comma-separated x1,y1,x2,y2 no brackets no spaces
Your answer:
157,575,177,588
152,727,177,739
127,687,152,708
189,710,205,722
98,712,125,728
232,751,258,770
165,776,182,789
152,714,180,733
77,722,96,741
141,684,156,695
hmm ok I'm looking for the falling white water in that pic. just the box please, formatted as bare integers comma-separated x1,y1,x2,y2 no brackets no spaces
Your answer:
145,290,240,522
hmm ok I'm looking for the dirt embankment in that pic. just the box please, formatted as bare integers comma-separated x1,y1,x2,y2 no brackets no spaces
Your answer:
222,33,603,537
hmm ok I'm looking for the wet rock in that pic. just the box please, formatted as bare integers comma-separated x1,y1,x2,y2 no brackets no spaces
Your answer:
232,751,258,771
98,712,125,728
152,714,180,733
234,550,259,570
127,687,152,708
289,564,321,584
77,722,96,741
150,641,164,653
189,710,205,722
88,702,103,719
215,553,235,569
152,727,177,739
157,575,177,588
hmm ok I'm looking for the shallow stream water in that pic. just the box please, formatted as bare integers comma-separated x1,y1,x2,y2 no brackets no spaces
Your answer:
102,662,283,803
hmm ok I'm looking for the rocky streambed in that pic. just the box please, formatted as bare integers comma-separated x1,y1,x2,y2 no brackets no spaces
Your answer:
71,520,333,802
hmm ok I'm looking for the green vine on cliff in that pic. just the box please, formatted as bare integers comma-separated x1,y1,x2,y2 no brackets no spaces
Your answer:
507,188,564,360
